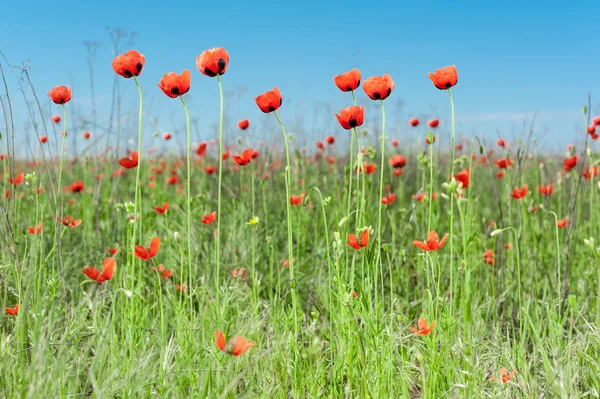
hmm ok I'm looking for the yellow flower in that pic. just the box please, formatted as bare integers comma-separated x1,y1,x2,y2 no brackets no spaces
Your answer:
247,216,260,226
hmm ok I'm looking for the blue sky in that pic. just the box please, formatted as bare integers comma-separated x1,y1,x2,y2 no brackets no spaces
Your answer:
1,0,599,155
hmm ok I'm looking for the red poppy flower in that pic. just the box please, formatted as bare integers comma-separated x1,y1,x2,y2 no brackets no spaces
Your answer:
82,257,116,283
201,211,217,225
325,135,335,145
108,248,118,255
510,184,528,199
214,330,255,356
538,184,554,196
409,317,436,335
333,68,361,92
52,115,61,123
9,173,23,185
40,136,48,143
495,158,512,169
112,50,145,78
563,156,578,171
255,87,282,113
152,264,173,279
428,65,458,90
70,180,84,193
381,193,396,205
497,138,506,148
394,169,403,177
428,119,440,128
157,70,191,98
133,237,160,261
409,118,420,127
593,116,600,125
237,119,250,130
5,304,18,316
359,163,375,174
454,168,470,188
413,231,449,252
362,73,395,100
583,165,598,180
557,217,568,229
119,152,139,169
47,86,72,104
27,224,43,235
154,202,169,214
222,150,231,160
204,166,216,175
335,105,365,130
483,249,494,265
167,175,179,185
347,228,369,250
316,141,324,151
81,132,91,139
196,48,229,77
290,194,304,205
61,216,82,227
488,368,517,384
588,125,596,134
233,148,254,166
391,140,399,147
389,155,407,169
231,268,249,281
195,142,207,157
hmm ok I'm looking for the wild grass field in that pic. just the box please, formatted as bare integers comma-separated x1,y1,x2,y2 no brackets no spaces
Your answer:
0,47,600,399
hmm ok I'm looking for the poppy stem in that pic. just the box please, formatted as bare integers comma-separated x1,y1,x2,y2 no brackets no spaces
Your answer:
375,99,386,314
448,88,456,315
179,95,193,318
216,74,224,312
54,104,67,300
273,109,301,384
132,76,144,288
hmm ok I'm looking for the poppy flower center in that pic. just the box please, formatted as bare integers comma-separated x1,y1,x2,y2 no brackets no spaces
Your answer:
171,87,180,95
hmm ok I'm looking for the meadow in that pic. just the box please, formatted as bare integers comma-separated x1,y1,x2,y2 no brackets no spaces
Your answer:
0,48,599,398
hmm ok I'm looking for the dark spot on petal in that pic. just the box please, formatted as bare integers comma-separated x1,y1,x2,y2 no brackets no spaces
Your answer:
386,88,391,98
135,62,143,74
445,82,452,88
349,119,357,127
171,88,180,95
268,106,275,112
217,58,226,72
346,87,352,91
356,79,360,87
373,92,381,100
204,68,216,77
124,70,133,77
279,98,283,106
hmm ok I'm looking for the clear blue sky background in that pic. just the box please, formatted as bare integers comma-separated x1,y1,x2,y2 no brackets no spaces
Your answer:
1,0,599,155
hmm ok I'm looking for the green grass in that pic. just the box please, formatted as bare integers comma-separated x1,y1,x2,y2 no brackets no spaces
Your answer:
1,112,600,397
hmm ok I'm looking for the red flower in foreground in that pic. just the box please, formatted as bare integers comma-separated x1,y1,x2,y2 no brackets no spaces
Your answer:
409,118,420,127
233,148,254,166
112,50,145,78
27,224,43,235
538,184,554,196
196,48,229,77
61,216,82,227
5,304,18,316
363,73,395,100
495,158,512,169
381,193,396,205
413,231,449,252
215,330,255,356
119,152,139,169
290,194,304,205
335,105,364,130
70,180,84,193
510,184,528,199
428,65,458,90
154,202,169,214
255,87,282,113
47,86,72,104
133,237,160,261
488,368,517,384
557,217,568,229
9,172,23,185
409,317,436,335
389,155,407,169
563,156,578,171
347,228,369,250
157,70,191,98
237,119,250,130
333,68,361,92
428,119,440,128
82,257,116,284
454,168,470,188
201,211,217,225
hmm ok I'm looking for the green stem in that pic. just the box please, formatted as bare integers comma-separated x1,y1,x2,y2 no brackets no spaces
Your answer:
180,95,193,319
215,75,224,312
448,88,456,315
